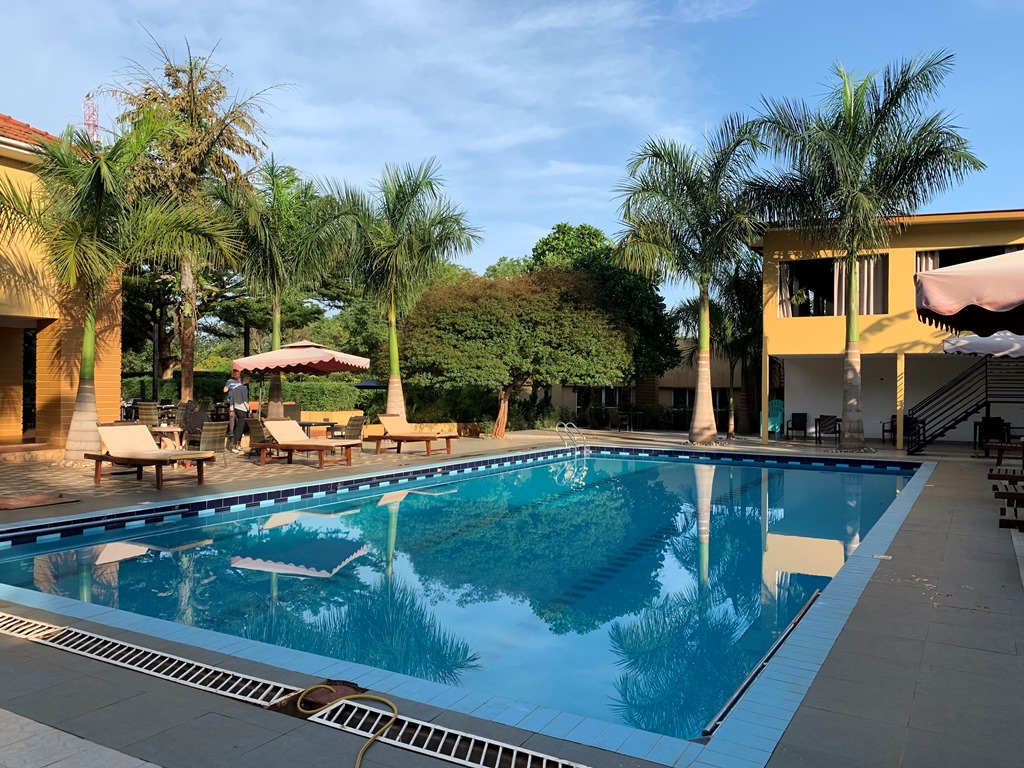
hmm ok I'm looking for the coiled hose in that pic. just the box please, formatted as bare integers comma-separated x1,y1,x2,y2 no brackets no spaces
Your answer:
295,685,398,768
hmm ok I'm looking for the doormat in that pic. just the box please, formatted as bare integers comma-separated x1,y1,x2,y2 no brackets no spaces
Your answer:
0,494,79,511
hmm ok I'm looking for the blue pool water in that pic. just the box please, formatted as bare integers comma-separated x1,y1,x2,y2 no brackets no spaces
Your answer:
0,455,911,740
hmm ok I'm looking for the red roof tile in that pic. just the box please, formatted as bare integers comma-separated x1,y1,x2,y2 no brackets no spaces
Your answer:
0,113,56,147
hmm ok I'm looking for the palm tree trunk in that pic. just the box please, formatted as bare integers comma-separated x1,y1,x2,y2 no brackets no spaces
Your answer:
690,290,717,443
493,386,512,438
385,300,407,417
267,298,284,421
179,259,197,402
694,463,715,594
841,257,865,449
64,300,101,460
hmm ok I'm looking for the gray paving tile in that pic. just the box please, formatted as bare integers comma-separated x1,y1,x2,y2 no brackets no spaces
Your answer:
769,707,904,768
0,728,90,768
921,640,1021,678
925,619,1018,655
122,712,279,768
908,691,1024,751
816,649,919,691
59,689,214,749
829,627,925,666
5,674,146,726
900,725,1022,768
800,675,915,726
914,665,1024,712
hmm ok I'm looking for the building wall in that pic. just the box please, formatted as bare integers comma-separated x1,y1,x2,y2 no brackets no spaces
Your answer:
0,327,23,440
763,213,1024,357
762,211,1024,444
0,144,122,449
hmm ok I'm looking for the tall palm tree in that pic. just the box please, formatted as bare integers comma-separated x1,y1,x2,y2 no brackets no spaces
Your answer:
616,115,762,443
111,38,275,401
326,159,479,417
208,158,336,418
0,120,237,459
752,50,984,448
676,251,764,438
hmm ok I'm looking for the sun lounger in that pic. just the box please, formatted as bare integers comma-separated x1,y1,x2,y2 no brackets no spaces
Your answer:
988,466,1024,482
253,419,360,469
986,440,1024,467
373,414,458,456
989,481,1024,530
85,424,216,489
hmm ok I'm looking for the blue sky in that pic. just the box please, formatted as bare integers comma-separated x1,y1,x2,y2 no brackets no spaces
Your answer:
4,0,1021,306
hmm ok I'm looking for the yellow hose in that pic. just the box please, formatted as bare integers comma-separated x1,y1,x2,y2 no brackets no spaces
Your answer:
296,685,398,768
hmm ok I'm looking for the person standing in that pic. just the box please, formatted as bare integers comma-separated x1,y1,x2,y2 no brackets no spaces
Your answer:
228,374,250,453
223,370,241,434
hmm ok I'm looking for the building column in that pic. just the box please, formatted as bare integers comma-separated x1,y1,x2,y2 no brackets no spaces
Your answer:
761,334,770,445
895,352,905,449
0,327,24,440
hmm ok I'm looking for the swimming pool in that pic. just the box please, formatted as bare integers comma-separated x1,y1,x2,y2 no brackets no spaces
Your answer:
0,449,915,744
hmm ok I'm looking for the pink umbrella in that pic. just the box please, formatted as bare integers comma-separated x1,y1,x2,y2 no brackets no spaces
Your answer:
916,250,1024,337
233,341,370,375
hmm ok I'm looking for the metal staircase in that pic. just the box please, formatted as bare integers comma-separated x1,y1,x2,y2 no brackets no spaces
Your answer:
905,358,1024,454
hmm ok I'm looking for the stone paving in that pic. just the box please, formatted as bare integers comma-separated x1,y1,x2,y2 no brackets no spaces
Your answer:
0,431,1020,767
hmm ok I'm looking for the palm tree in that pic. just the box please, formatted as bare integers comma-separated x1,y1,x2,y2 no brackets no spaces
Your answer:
326,159,479,417
616,115,762,443
0,121,237,459
752,50,984,448
111,38,275,401
675,251,764,438
208,158,336,418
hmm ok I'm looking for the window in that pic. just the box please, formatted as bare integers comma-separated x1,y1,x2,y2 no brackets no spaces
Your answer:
575,386,631,412
916,244,1016,272
779,256,888,317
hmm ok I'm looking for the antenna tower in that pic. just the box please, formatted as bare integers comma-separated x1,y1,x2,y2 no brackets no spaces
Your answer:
83,92,99,145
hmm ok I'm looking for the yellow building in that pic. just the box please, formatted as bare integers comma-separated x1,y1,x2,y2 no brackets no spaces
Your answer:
760,209,1024,447
0,113,122,459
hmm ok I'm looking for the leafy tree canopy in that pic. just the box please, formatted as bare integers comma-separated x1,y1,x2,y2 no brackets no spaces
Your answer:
400,272,632,435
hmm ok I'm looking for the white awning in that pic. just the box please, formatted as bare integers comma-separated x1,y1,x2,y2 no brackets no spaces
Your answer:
943,331,1024,358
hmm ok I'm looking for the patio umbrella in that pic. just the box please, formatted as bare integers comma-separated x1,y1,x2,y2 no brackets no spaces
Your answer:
233,340,370,375
231,538,368,578
915,250,1024,336
943,331,1024,358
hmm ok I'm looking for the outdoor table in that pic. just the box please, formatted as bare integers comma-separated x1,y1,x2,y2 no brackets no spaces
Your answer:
299,420,337,438
209,403,230,422
617,411,644,431
148,425,184,450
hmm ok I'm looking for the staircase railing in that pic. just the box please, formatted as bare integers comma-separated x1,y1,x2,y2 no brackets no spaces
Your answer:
906,358,1024,454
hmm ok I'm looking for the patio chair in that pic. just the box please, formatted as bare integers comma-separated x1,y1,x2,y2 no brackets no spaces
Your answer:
786,412,808,440
185,421,229,462
85,423,216,489
246,418,277,459
767,399,784,438
815,415,840,445
980,416,1009,457
136,401,160,427
338,415,366,451
375,414,459,456
255,419,360,469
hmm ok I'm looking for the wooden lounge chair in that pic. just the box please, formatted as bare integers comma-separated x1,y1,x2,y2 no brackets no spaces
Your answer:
252,419,360,469
989,466,1024,482
986,440,1024,467
85,424,216,490
373,414,458,456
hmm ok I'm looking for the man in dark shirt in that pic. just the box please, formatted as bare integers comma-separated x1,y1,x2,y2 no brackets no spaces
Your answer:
228,374,250,452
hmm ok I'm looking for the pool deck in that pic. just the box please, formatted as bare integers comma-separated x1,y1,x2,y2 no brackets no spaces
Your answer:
0,430,1020,768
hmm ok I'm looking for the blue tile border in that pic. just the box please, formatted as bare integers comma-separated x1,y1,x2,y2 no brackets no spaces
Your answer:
0,450,932,768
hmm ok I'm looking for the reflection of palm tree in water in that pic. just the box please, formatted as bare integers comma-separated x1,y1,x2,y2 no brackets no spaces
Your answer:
610,463,761,738
841,473,863,560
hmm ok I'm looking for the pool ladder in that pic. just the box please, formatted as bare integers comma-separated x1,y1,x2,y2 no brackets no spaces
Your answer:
555,422,588,457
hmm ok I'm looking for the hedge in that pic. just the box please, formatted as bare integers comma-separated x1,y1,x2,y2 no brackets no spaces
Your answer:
122,372,360,411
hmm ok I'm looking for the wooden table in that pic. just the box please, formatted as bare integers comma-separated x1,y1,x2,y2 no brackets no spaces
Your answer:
149,425,183,450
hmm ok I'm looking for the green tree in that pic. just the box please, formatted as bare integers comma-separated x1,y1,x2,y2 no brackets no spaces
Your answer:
208,158,338,417
529,223,681,382
326,159,480,417
752,51,983,448
482,255,528,279
0,120,236,458
111,39,275,401
401,272,631,437
616,118,762,443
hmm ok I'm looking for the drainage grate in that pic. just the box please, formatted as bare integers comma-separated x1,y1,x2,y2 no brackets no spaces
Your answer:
311,699,590,768
0,612,63,640
38,627,301,707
